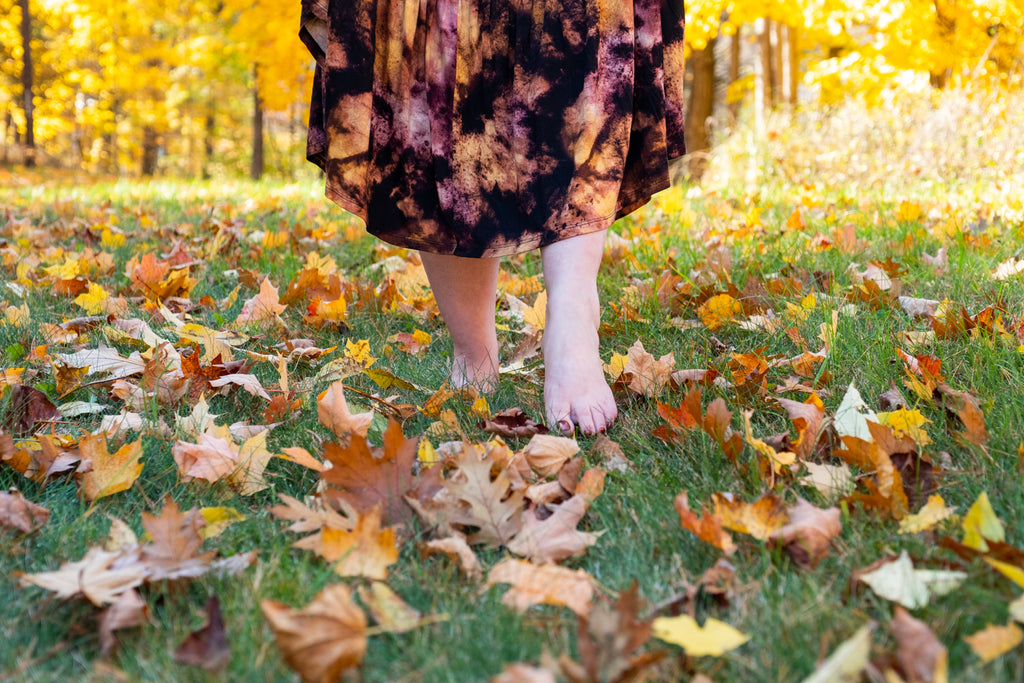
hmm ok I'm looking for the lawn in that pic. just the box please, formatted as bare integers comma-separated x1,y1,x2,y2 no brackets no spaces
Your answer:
2,96,1024,682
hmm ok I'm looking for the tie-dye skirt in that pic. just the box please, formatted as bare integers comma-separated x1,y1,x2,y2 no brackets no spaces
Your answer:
300,0,686,257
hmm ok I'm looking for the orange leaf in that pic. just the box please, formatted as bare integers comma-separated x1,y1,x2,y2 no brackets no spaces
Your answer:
675,491,736,555
712,492,788,541
78,434,144,502
297,507,398,580
486,558,594,616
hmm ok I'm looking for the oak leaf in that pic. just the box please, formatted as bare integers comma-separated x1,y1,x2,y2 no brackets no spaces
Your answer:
446,445,525,547
261,584,367,683
420,533,483,580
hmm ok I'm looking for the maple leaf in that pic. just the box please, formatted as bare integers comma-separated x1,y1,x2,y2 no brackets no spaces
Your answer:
0,489,50,534
767,498,842,568
16,547,145,606
698,293,742,330
270,493,354,534
294,507,398,580
208,372,272,401
235,277,286,325
568,584,663,683
261,584,367,683
486,558,595,616
321,418,418,527
507,496,602,563
964,622,1022,664
675,491,737,555
317,381,373,438
620,340,675,397
446,444,526,547
137,496,217,581
77,434,144,502
172,426,274,496
775,395,825,460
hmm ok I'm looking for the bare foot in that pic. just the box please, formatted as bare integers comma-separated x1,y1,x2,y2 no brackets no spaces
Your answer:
450,347,499,394
542,295,617,435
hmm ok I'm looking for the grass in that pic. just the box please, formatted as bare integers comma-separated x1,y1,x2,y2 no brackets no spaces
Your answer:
3,88,1024,682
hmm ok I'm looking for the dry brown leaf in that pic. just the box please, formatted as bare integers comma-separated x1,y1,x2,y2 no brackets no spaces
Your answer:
775,395,825,460
621,340,675,397
891,606,948,683
521,434,580,477
481,407,549,439
77,434,144,502
447,445,525,547
173,595,230,671
486,558,595,616
269,493,354,534
98,588,149,657
16,547,145,606
492,664,558,683
2,384,61,436
138,496,217,581
235,277,286,325
420,533,483,580
590,433,632,473
674,491,737,556
767,498,842,568
317,381,373,438
261,584,367,683
572,583,662,683
0,489,50,534
507,495,602,563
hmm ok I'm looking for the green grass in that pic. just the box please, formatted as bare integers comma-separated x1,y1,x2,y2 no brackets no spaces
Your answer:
2,162,1024,683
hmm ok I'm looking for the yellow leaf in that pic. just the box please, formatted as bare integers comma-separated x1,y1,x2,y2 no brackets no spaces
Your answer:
198,507,245,540
962,492,1005,552
898,495,957,534
895,201,923,223
522,290,547,332
78,435,145,502
471,396,491,419
984,558,1024,591
417,438,439,466
604,351,629,380
876,409,932,446
74,282,111,315
651,614,749,656
5,303,30,327
698,294,742,330
100,228,125,248
345,339,376,368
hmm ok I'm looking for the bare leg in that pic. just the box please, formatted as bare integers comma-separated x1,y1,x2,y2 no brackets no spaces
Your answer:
541,230,617,435
419,251,500,392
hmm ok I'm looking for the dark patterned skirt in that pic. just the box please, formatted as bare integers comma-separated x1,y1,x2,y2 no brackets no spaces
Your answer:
300,0,686,257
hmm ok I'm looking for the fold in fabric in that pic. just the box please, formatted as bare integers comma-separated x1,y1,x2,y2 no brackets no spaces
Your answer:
302,0,686,257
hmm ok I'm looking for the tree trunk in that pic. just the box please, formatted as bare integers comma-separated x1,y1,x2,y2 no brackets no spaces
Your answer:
141,127,159,176
203,110,215,180
773,21,785,104
728,28,742,122
251,65,264,180
685,38,716,181
760,18,776,110
788,25,799,106
18,0,35,167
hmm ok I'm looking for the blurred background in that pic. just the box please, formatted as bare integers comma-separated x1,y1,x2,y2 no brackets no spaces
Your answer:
1,0,1021,190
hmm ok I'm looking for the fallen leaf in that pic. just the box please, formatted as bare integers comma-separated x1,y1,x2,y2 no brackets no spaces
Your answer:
962,491,1004,552
492,664,557,683
713,492,788,541
856,551,966,609
480,407,549,438
899,495,957,534
269,493,353,534
832,383,878,442
590,433,632,473
964,622,1023,663
296,507,398,580
208,373,272,401
486,558,595,616
446,445,525,547
235,277,286,325
801,623,873,683
621,340,675,397
675,491,736,556
573,583,662,682
651,614,749,656
261,584,367,682
173,595,230,671
78,435,144,502
98,588,150,657
507,495,602,563
317,381,373,438
767,498,842,568
16,547,145,606
798,460,855,500
521,434,579,477
2,384,61,436
0,489,50,534
698,293,742,330
421,534,483,580
890,607,948,683
356,582,446,633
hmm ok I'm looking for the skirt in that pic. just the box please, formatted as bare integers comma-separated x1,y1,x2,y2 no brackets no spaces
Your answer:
300,0,686,258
